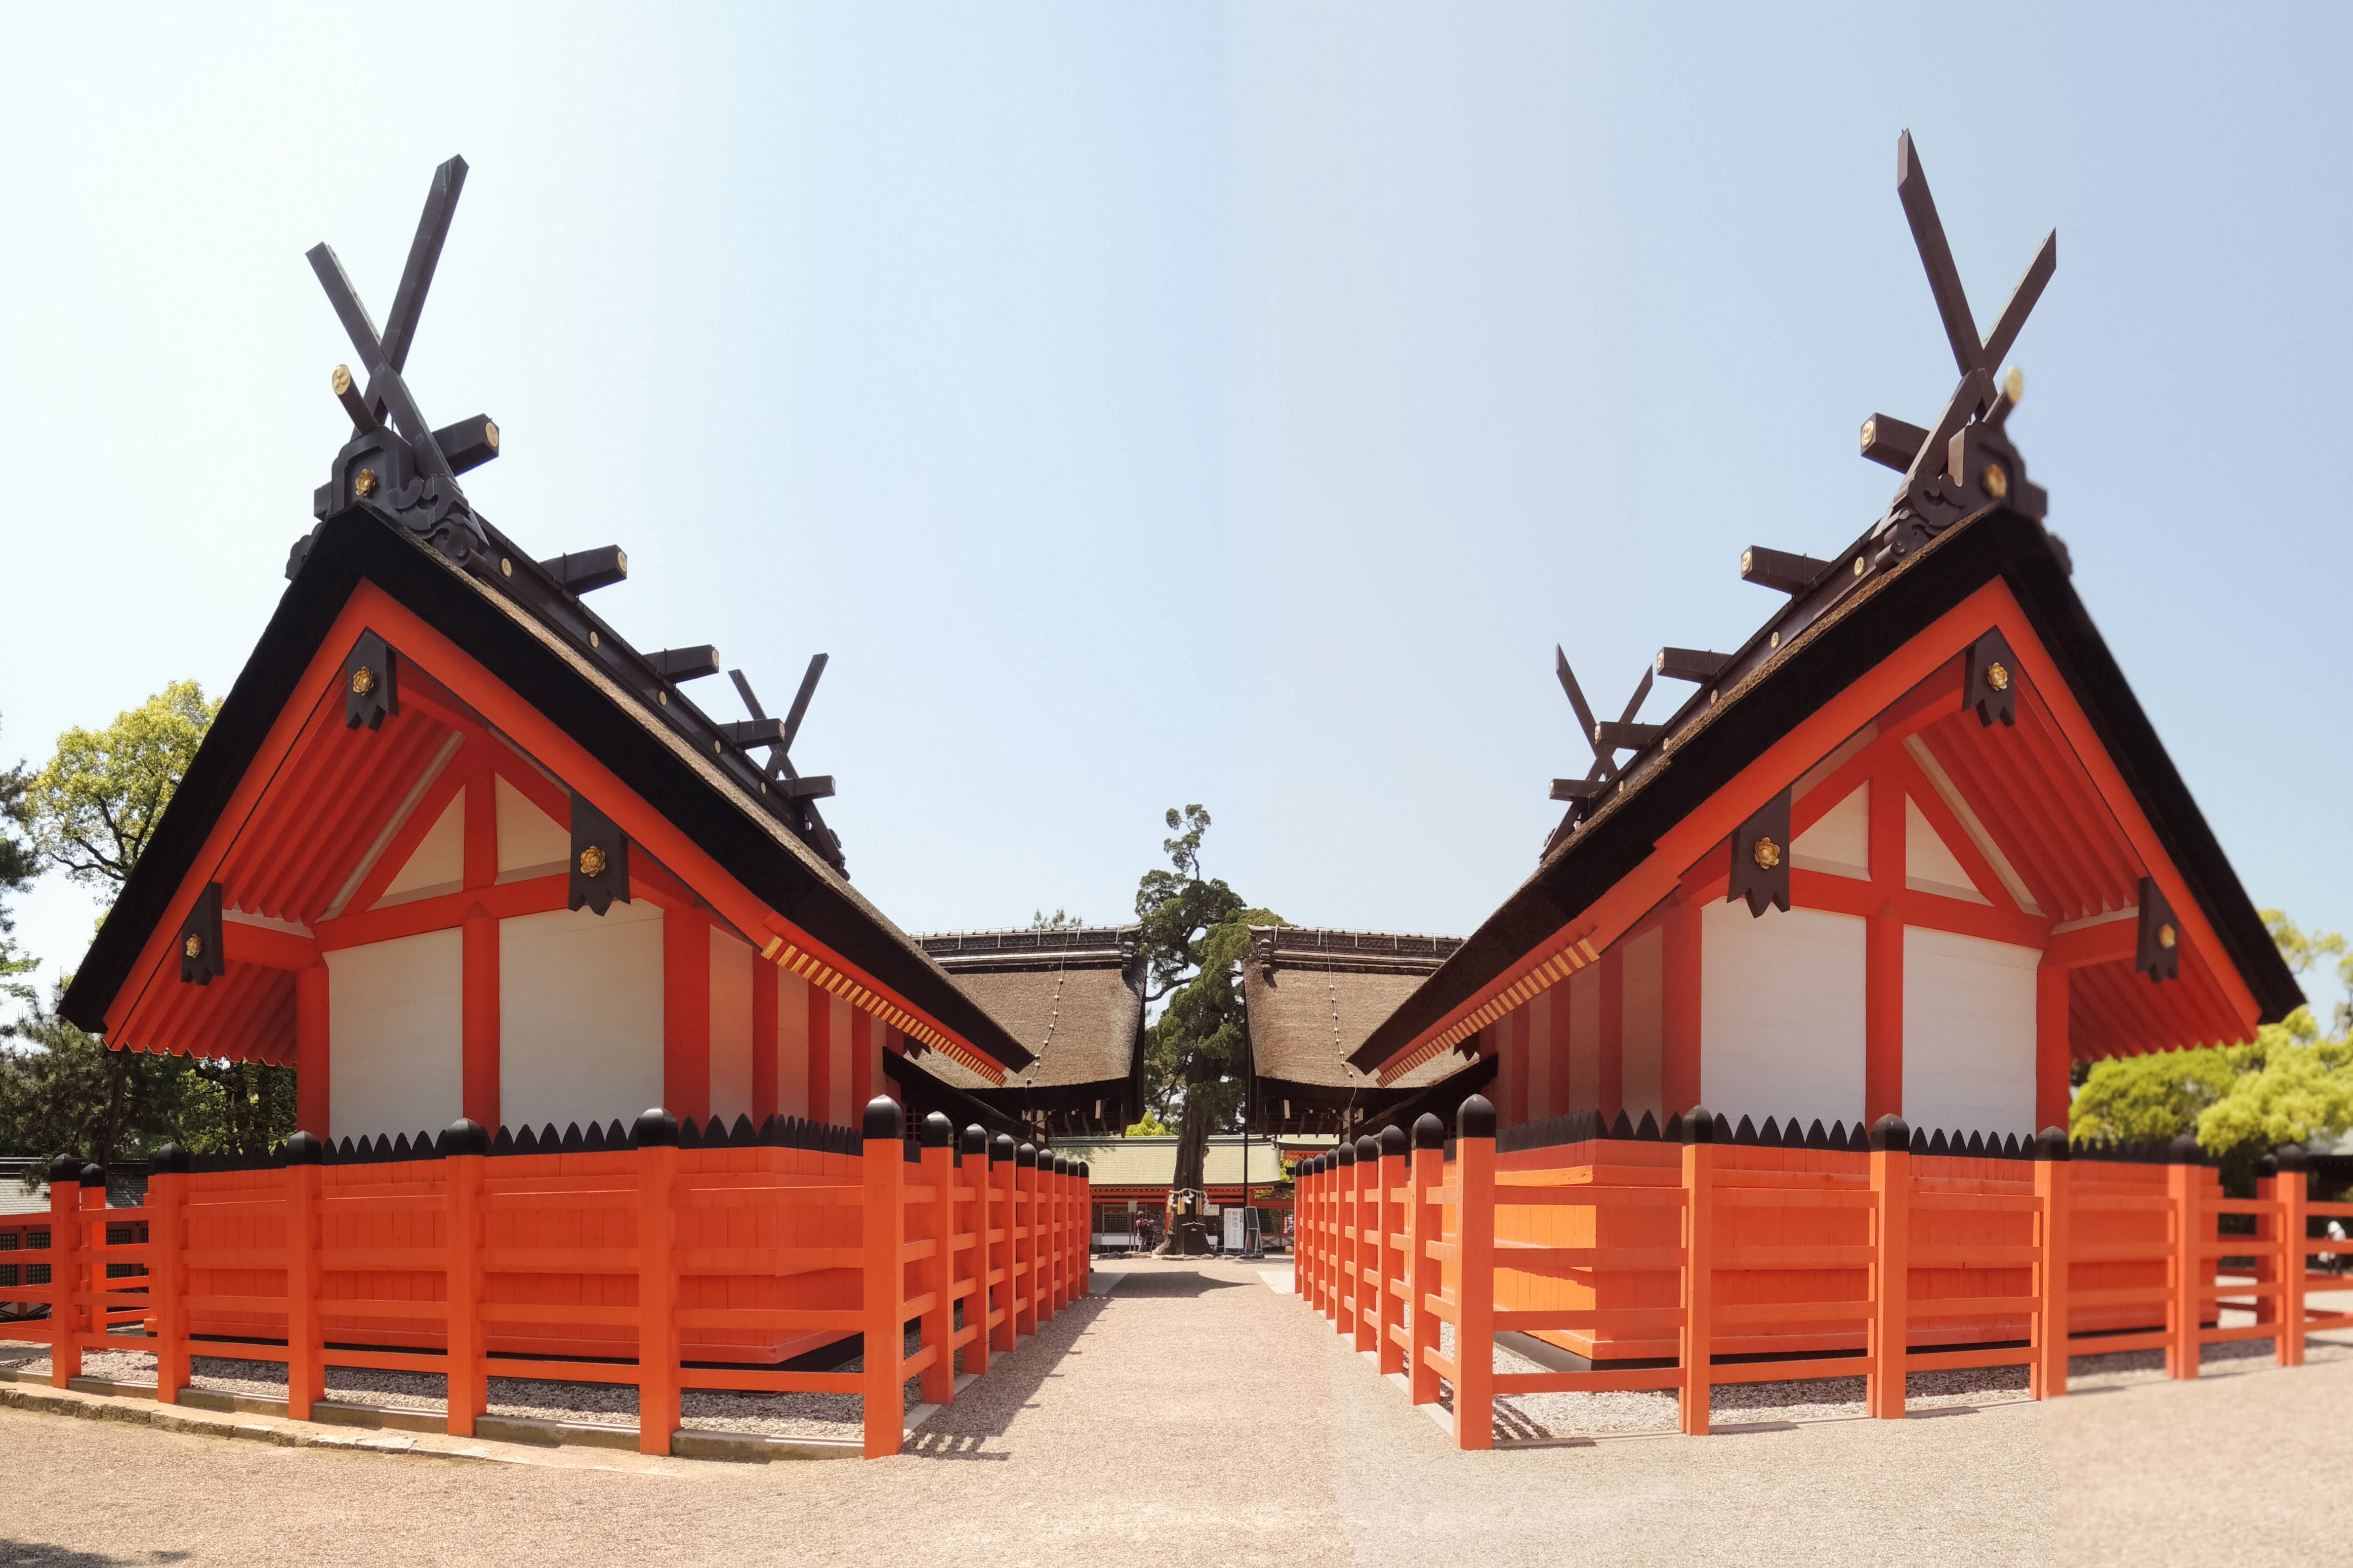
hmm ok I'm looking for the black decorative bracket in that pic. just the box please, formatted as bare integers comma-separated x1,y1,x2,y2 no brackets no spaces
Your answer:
179,883,225,986
344,630,399,731
569,796,631,916
727,657,845,873
2136,875,2181,983
1729,790,1792,918
1964,628,2018,729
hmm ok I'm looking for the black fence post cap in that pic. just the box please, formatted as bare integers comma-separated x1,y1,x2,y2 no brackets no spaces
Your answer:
2167,1133,2204,1165
1412,1114,1446,1150
2275,1144,2309,1173
78,1161,108,1187
1457,1094,1496,1141
920,1112,954,1148
1353,1134,1380,1162
1681,1105,1715,1145
1379,1124,1408,1158
961,1123,987,1156
443,1118,489,1158
633,1107,681,1148
1867,1113,1911,1152
150,1143,190,1175
1336,1143,1356,1168
862,1096,903,1142
991,1133,1015,1163
2032,1127,2071,1162
284,1132,326,1167
1016,1143,1038,1168
48,1153,85,1186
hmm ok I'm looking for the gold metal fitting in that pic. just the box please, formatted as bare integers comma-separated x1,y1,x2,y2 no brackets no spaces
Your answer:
484,419,500,451
2159,923,2177,950
350,665,376,696
2004,366,2024,405
183,934,203,960
578,845,608,879
1987,662,2010,693
500,558,512,578
1768,631,1781,650
332,364,353,396
1740,548,1754,574
354,468,379,498
714,740,723,755
658,691,668,706
1752,836,1782,871
1982,463,2009,501
1852,556,1866,577
1859,418,1876,450
589,631,599,649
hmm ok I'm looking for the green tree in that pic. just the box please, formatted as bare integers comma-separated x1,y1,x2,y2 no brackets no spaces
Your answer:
1,682,293,1166
1133,806,1280,1253
2070,911,2353,1191
0,716,38,1010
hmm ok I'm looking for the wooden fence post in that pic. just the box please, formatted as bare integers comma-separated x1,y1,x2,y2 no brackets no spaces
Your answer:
1679,1105,1716,1436
1353,1136,1381,1353
1299,1158,1317,1312
990,1134,1017,1354
443,1118,488,1437
1040,1154,1061,1324
962,1126,992,1378
1076,1162,1092,1297
861,1097,907,1459
1867,1115,1910,1421
634,1108,681,1456
2167,1135,2201,1381
149,1144,188,1405
1014,1144,1039,1340
2032,1126,2071,1399
1408,1121,1443,1406
1377,1125,1407,1377
46,1156,84,1389
2277,1145,2309,1368
1052,1155,1070,1314
1333,1144,1355,1330
284,1133,325,1421
918,1115,956,1405
1454,1094,1496,1452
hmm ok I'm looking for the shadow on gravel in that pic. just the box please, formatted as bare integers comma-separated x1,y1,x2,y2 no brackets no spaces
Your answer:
0,1545,190,1566
901,1295,1113,1461
1101,1269,1249,1299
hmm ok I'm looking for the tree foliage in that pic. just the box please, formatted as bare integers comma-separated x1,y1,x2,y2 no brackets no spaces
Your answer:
22,680,218,890
1132,806,1280,1250
2070,911,2353,1188
0,715,37,1010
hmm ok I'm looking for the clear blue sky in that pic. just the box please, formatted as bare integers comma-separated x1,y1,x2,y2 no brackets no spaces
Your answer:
3,5,2347,1023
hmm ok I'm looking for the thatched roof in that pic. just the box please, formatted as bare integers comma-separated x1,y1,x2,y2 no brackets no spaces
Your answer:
905,926,1147,1135
1245,928,1478,1106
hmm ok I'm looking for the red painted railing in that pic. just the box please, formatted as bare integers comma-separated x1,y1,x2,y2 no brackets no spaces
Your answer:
1293,1096,2352,1450
1,1099,1091,1459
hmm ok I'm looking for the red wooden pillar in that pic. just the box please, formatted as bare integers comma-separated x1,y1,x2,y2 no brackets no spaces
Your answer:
150,1146,188,1404
444,1120,488,1436
1330,1146,1352,1329
1679,1116,1715,1436
1597,950,1625,1123
635,1110,681,1455
860,1096,905,1458
1866,767,1907,1125
1407,1127,1442,1406
918,1116,955,1405
1014,1144,1040,1339
2035,965,2071,1136
1662,897,1703,1121
283,1136,324,1421
1867,1116,1910,1420
990,1135,1017,1354
751,963,779,1126
662,907,711,1125
2278,1149,2309,1368
807,984,833,1130
461,904,500,1132
2033,1131,2072,1399
296,962,331,1141
1377,1127,1407,1377
1353,1137,1378,1353
964,1127,992,1378
2167,1144,2201,1380
1453,1095,1496,1451
46,1159,82,1388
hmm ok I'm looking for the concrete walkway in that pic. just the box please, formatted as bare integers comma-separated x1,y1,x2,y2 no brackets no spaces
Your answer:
0,1257,2340,1566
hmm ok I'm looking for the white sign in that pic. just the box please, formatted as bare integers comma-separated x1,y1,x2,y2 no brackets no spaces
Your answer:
1222,1208,1247,1252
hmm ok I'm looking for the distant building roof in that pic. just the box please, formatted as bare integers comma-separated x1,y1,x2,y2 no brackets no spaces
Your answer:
1245,927,1473,1091
1055,1134,1298,1191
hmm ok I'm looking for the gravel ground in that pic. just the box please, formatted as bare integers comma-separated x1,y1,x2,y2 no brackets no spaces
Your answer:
0,1326,943,1440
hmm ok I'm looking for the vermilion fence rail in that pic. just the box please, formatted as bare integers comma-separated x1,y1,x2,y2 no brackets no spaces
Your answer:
0,1097,1091,1459
1294,1094,2352,1450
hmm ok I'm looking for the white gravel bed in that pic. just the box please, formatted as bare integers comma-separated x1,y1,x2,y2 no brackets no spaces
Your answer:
3,1325,950,1441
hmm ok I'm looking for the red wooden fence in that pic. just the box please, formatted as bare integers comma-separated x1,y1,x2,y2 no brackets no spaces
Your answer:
0,1098,1091,1459
1293,1095,2352,1450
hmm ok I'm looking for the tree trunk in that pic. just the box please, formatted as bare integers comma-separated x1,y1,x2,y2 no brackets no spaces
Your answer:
1160,1094,1214,1256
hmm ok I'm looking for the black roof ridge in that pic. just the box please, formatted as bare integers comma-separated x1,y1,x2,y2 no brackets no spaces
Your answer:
1349,506,2300,1075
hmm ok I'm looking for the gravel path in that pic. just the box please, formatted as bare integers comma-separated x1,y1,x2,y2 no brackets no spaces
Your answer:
1,1259,2347,1567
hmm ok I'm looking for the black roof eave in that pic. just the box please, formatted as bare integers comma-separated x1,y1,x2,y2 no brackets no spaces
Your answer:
1350,507,2301,1075
62,507,1035,1072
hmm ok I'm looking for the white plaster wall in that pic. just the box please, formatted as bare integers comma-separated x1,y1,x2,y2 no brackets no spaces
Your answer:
376,793,463,906
1700,901,1866,1128
709,928,753,1129
1902,926,2038,1138
1567,966,1600,1113
1621,926,1665,1123
326,928,463,1138
1793,782,1870,881
495,775,569,879
499,901,664,1134
1906,797,1988,904
777,969,810,1118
